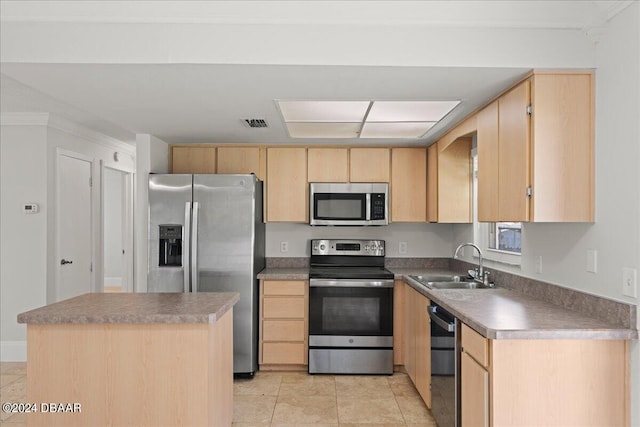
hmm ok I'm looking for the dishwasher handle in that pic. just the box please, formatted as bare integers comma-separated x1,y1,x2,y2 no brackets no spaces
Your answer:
428,305,456,332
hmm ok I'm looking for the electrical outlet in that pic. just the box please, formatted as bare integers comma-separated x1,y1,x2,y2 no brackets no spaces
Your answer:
399,242,408,254
622,268,637,298
535,256,543,274
280,241,288,253
586,249,598,273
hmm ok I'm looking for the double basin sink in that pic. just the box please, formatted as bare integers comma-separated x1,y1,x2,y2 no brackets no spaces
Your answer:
408,274,493,290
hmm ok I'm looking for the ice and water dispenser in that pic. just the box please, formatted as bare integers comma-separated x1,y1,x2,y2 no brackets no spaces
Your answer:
158,225,182,266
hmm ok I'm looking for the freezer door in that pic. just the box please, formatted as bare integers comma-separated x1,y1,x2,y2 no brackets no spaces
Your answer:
193,174,262,374
148,174,193,292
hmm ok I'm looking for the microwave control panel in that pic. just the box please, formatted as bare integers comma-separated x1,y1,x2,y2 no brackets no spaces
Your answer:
370,193,386,220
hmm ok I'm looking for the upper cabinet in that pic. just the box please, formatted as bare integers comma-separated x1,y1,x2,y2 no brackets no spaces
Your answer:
216,147,266,180
266,147,308,223
477,72,594,222
171,146,216,174
307,148,349,182
390,148,426,222
350,148,390,182
426,144,439,222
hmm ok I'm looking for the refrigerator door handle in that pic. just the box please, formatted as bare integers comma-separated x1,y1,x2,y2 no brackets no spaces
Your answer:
183,202,191,293
191,201,200,292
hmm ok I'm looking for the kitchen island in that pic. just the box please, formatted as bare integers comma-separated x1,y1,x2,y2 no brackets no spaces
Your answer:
17,292,239,427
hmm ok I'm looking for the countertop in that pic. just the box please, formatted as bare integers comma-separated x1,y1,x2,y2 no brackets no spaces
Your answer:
17,292,240,324
258,266,637,340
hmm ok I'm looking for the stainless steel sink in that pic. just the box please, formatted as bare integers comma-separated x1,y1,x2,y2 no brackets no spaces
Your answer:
408,274,493,290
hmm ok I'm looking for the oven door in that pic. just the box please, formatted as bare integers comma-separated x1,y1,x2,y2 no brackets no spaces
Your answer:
309,279,393,339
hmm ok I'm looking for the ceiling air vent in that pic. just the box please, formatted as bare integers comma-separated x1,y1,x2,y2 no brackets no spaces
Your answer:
242,118,269,128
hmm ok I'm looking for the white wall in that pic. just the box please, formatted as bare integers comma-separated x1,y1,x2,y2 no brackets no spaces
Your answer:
134,134,169,292
103,167,123,283
266,223,453,258
0,122,48,361
0,114,135,361
453,4,640,424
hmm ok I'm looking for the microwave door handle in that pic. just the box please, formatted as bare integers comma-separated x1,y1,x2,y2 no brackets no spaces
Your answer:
365,193,371,221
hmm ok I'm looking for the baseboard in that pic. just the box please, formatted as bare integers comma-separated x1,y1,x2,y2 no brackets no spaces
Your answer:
1,341,27,361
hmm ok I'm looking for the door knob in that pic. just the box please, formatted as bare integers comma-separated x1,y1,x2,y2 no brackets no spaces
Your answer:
60,259,73,265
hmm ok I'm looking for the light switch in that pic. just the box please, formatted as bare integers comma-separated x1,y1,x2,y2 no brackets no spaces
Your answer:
622,268,637,298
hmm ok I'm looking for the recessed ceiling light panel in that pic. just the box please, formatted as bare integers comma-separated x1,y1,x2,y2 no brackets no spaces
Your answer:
367,101,460,122
278,100,370,122
286,122,361,138
360,122,435,139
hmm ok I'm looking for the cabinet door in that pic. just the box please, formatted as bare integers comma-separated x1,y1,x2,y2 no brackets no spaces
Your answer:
403,285,417,381
461,351,489,427
477,101,500,222
217,147,266,180
171,147,216,173
438,138,472,223
266,148,307,222
498,80,531,221
393,280,405,365
426,143,438,222
308,148,349,182
350,148,390,182
414,293,431,408
391,148,427,222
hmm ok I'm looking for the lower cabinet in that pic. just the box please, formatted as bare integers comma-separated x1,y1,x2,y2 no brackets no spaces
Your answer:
403,285,431,408
259,280,308,369
460,323,629,426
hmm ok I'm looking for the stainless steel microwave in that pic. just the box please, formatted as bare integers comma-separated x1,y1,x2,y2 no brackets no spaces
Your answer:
309,183,388,226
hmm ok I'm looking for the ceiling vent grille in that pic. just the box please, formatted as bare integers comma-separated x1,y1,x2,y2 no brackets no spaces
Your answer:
242,118,269,128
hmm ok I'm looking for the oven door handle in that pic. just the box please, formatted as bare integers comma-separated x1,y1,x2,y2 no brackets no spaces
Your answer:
309,279,394,288
428,306,456,332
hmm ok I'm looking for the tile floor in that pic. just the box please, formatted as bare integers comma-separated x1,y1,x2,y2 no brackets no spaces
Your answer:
0,362,437,426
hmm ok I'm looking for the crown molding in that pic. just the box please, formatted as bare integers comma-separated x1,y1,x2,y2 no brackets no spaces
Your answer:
1,112,135,155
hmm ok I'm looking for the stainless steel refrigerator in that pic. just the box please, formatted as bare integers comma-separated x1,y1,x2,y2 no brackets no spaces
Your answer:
148,174,265,376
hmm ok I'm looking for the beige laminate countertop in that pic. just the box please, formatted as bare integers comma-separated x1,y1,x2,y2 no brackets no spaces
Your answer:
17,292,240,324
396,269,637,340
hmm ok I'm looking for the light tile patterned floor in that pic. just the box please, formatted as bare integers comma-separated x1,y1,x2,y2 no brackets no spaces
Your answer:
0,363,437,426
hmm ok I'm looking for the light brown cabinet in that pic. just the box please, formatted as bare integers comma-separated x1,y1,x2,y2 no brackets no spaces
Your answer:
427,138,472,223
350,148,390,182
403,285,431,407
259,280,308,368
266,147,308,222
216,146,266,180
307,148,349,182
393,280,405,366
390,148,427,222
460,323,628,425
171,146,217,173
477,72,594,222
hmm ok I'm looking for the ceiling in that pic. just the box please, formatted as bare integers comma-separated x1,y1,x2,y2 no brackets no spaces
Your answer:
0,1,631,146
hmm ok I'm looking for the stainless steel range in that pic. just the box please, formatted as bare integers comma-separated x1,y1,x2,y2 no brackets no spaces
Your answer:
308,239,394,375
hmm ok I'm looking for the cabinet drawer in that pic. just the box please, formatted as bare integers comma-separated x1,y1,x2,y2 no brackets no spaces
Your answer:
263,297,305,319
462,323,489,368
262,342,306,364
263,280,306,296
263,320,305,341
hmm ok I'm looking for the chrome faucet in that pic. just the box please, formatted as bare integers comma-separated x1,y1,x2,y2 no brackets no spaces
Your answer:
453,243,488,284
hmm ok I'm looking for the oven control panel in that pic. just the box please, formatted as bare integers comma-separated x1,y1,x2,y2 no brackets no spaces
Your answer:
311,239,385,256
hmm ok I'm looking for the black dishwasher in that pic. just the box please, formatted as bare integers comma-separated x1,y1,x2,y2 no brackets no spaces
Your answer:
428,303,459,427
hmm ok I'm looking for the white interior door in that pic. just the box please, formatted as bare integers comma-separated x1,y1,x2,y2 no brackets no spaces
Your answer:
57,152,93,301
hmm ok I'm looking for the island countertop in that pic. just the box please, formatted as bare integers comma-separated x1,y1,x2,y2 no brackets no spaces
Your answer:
17,292,240,324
